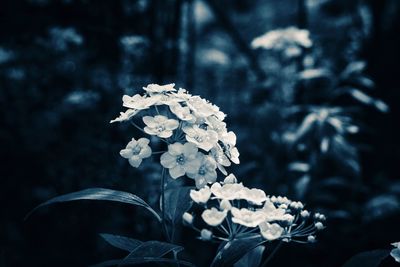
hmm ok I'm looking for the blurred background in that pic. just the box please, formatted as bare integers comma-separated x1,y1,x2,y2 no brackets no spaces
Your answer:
1,0,400,266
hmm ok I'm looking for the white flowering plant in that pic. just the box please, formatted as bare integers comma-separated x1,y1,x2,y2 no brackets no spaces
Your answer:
27,83,326,267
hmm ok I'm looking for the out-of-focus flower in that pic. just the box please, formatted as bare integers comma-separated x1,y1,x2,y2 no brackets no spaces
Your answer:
143,115,179,138
120,138,152,167
183,125,218,152
187,155,218,188
391,242,400,263
259,222,284,241
190,186,211,204
251,27,312,58
143,83,176,94
160,142,201,179
201,207,227,226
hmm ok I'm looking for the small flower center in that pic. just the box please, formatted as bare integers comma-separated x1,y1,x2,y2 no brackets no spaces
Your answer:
198,166,206,176
132,145,141,155
157,125,165,132
176,154,186,165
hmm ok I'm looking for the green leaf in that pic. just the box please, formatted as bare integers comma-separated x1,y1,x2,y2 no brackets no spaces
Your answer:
26,188,161,222
234,245,265,267
342,249,390,267
211,236,265,267
164,186,193,225
91,257,196,267
100,234,142,252
124,240,183,259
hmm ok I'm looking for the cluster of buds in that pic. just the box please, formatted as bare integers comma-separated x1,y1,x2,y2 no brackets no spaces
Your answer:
183,174,326,243
111,84,240,188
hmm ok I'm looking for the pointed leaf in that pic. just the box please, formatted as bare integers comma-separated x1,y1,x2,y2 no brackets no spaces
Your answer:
211,236,265,267
26,188,161,222
100,234,142,252
124,240,183,259
164,186,193,225
234,245,265,267
342,249,389,267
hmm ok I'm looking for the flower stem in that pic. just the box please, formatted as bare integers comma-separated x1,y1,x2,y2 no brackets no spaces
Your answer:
161,168,171,241
261,241,283,267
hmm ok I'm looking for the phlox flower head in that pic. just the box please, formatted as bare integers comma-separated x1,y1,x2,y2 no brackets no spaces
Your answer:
183,178,326,245
119,137,152,168
111,83,240,187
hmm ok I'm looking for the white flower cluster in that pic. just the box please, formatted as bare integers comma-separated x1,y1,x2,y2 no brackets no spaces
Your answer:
251,27,312,58
111,83,240,188
183,174,325,243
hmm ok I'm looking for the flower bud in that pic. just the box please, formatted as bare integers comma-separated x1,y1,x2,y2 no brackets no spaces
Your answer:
182,212,194,224
200,229,213,240
300,210,310,218
220,199,232,210
315,222,324,230
307,235,316,242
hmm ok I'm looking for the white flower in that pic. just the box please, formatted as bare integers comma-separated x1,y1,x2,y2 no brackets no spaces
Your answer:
259,222,284,241
119,138,152,168
169,103,195,122
200,229,213,240
201,207,227,226
391,242,400,263
143,115,179,138
183,125,218,152
187,155,218,188
190,186,211,204
231,207,267,227
261,200,292,222
223,174,237,184
187,96,219,118
160,142,201,179
171,88,192,102
220,199,232,210
240,187,267,205
182,212,194,224
205,116,227,137
122,94,154,110
210,144,231,175
110,109,138,123
143,83,176,94
210,182,246,201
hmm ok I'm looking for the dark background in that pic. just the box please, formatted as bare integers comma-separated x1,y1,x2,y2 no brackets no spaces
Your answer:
1,0,400,266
